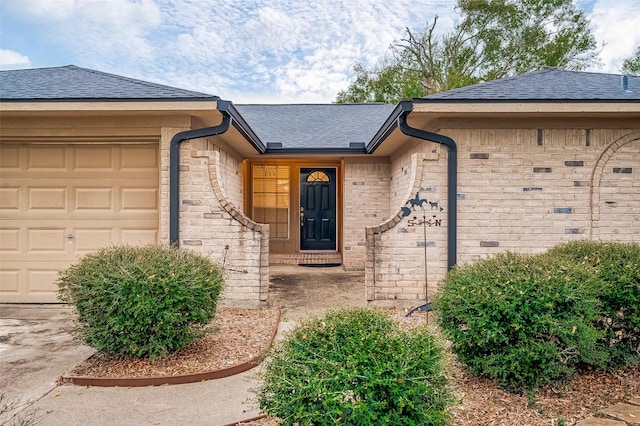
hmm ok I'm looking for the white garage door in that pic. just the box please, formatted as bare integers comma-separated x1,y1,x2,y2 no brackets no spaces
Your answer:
0,143,159,303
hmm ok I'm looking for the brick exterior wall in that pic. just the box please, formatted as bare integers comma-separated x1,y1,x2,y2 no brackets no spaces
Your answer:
453,128,640,262
365,127,640,303
160,125,638,306
365,139,448,303
160,129,268,307
342,159,391,270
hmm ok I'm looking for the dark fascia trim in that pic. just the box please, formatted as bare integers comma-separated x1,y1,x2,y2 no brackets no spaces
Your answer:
366,101,411,154
264,147,367,155
412,98,640,103
224,101,267,153
169,100,265,246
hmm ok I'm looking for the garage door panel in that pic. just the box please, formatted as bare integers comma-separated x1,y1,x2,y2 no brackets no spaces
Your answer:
0,228,21,253
73,146,114,170
0,145,20,169
28,269,60,292
0,187,20,210
28,228,68,252
74,228,114,252
121,188,158,210
75,188,113,210
121,145,158,169
0,142,159,302
28,187,67,210
28,146,68,170
0,270,20,293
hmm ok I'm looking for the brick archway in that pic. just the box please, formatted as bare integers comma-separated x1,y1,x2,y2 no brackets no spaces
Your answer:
590,131,640,239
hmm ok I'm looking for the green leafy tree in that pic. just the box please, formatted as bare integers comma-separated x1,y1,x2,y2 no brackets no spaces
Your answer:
335,59,426,104
337,0,599,103
621,45,640,75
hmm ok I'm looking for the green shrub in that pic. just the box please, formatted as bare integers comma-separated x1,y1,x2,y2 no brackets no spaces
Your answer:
57,244,223,358
548,241,640,367
434,251,606,392
258,308,452,425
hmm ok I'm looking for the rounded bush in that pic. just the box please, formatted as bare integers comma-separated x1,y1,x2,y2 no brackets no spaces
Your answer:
57,244,223,358
257,308,452,425
434,251,605,392
548,241,640,367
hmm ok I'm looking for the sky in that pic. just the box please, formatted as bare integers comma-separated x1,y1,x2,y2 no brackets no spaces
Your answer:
1,0,639,103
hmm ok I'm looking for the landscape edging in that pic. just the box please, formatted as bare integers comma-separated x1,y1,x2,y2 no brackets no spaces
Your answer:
61,310,281,387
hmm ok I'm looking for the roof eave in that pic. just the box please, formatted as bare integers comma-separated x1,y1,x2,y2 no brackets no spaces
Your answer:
366,101,412,154
0,97,220,103
221,100,267,154
411,100,640,115
413,98,640,103
262,147,368,155
0,99,222,114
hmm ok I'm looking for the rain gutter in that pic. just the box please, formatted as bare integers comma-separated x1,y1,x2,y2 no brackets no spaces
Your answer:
368,100,458,270
170,100,265,246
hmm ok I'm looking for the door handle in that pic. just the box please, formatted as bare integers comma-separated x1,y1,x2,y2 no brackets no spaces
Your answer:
300,207,304,227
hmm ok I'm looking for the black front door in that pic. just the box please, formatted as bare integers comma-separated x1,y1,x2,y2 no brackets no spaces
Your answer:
300,168,337,250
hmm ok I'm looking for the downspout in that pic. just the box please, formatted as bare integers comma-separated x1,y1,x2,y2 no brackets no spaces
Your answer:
397,101,458,270
169,103,232,246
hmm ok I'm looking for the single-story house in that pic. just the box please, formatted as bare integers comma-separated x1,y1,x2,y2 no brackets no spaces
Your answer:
1,65,638,304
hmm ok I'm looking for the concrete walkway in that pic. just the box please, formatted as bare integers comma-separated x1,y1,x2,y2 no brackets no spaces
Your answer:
0,265,365,426
0,304,265,426
266,264,366,319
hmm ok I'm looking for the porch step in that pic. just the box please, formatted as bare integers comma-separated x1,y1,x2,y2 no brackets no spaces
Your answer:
269,252,343,266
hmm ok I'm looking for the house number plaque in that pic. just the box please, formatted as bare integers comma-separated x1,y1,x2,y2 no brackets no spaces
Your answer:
407,217,441,227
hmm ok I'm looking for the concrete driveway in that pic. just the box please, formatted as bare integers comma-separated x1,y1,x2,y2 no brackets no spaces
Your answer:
0,305,94,424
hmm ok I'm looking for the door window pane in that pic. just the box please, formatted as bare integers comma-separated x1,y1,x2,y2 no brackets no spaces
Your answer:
306,171,330,182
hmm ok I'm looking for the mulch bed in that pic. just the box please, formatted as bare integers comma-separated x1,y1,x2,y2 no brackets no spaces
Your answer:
395,310,640,426
240,309,640,426
59,307,640,425
59,307,280,382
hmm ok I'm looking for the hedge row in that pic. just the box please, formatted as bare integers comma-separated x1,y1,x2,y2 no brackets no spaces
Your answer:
435,240,639,392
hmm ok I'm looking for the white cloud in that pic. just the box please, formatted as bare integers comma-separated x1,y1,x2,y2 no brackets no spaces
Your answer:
0,49,31,70
586,0,640,73
66,0,162,66
0,0,462,101
140,0,461,101
3,0,162,69
3,0,638,102
3,0,76,20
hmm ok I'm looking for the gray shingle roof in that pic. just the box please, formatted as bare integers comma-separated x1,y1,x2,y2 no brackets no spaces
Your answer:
0,65,218,101
236,104,396,150
418,68,640,101
4,65,636,153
